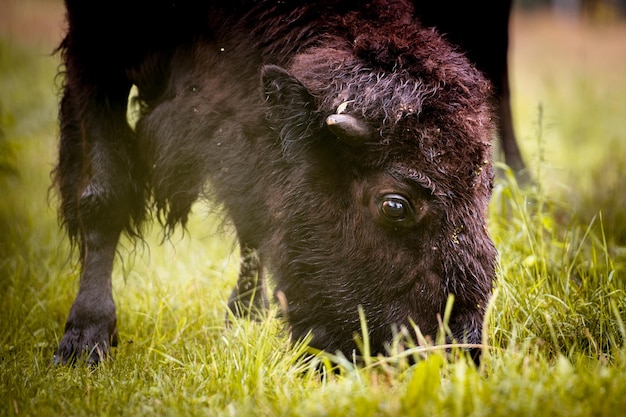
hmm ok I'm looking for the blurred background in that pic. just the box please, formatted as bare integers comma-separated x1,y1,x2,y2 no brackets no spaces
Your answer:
521,0,625,19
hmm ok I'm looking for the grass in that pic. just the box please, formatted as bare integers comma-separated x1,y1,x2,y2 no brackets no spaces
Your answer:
2,3,626,416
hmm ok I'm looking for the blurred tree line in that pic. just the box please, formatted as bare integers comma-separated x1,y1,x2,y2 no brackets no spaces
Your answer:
518,0,626,19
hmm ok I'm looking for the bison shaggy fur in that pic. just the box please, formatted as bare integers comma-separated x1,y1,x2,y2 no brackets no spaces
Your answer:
53,0,497,365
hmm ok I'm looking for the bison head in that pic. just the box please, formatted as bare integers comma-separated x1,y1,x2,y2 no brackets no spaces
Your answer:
259,24,496,357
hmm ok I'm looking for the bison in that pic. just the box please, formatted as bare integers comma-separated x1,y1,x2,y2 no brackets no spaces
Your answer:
53,0,497,365
414,0,524,174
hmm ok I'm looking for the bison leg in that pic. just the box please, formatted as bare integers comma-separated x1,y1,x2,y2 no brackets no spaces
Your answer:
227,245,269,320
53,71,142,364
498,68,527,178
55,233,120,365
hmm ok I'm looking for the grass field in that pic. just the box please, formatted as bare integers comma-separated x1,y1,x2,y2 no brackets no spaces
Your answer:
1,2,626,416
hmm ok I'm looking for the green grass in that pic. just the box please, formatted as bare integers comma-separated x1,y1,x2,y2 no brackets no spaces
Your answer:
2,6,626,416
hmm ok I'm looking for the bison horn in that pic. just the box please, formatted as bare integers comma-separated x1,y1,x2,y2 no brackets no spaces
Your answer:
325,114,371,147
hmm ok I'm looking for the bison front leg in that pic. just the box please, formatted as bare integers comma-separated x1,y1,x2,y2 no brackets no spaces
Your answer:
227,245,269,320
53,75,143,364
55,232,120,365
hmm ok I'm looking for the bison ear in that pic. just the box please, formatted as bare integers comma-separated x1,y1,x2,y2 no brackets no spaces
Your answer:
261,65,320,152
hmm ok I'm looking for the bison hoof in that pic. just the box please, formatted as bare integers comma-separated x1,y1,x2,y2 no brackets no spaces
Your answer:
53,326,118,366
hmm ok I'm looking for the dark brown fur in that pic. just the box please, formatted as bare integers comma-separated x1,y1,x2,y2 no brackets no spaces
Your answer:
53,0,496,364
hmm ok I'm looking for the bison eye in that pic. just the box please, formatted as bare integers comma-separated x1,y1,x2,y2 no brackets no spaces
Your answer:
377,194,415,227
